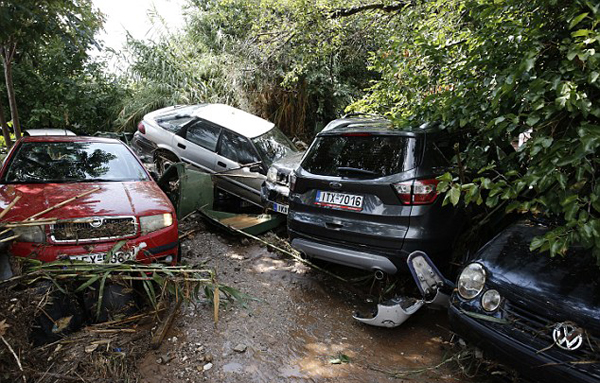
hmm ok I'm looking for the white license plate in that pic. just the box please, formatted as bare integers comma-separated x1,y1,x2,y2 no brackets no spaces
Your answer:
315,190,363,211
273,203,288,215
69,251,134,264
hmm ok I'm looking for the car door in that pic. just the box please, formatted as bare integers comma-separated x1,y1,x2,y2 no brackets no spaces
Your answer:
176,120,221,173
214,129,265,206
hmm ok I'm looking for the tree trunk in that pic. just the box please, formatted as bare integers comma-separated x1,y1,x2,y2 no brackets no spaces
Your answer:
1,42,21,140
0,101,13,148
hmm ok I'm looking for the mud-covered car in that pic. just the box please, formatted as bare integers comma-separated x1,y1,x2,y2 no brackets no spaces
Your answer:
288,116,465,275
131,104,299,207
449,221,600,383
0,136,179,264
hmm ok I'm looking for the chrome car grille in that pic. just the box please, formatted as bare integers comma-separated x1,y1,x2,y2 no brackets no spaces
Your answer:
51,216,138,243
503,301,600,376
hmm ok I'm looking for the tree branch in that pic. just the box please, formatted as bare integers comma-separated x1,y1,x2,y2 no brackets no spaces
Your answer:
330,2,413,18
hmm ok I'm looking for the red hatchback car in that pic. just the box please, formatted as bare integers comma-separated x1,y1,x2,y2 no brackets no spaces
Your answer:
0,136,178,264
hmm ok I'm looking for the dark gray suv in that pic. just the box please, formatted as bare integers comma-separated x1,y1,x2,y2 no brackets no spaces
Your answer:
288,116,465,275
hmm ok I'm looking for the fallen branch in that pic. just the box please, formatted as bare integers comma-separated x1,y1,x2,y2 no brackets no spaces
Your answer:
0,195,21,219
1,335,26,382
26,188,100,221
151,299,182,349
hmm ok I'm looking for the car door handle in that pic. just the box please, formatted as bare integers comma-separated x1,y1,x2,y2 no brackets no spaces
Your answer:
177,143,186,149
217,161,227,168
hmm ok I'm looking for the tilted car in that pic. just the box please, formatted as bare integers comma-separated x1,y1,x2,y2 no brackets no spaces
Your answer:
288,116,466,275
0,136,178,264
450,221,600,383
130,103,299,207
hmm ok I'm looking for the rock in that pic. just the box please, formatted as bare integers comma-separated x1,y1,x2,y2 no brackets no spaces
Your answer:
203,362,213,371
158,353,174,364
240,238,250,246
233,343,247,353
204,353,213,362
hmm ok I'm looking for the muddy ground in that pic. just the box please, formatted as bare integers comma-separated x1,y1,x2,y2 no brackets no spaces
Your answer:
137,216,494,383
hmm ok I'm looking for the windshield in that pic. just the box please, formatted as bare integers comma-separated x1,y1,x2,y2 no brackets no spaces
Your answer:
3,142,149,183
251,127,297,167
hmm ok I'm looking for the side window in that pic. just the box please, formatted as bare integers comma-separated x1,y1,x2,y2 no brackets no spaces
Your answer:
185,121,221,151
218,130,260,164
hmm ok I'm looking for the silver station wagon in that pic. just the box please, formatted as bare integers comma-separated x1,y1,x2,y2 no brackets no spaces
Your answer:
130,104,299,207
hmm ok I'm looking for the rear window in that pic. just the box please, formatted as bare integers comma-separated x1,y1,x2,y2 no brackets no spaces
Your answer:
302,135,416,177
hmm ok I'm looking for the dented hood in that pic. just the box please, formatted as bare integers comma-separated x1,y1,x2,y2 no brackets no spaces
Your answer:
0,181,174,221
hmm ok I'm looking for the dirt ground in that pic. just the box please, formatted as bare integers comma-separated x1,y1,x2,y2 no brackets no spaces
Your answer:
137,216,489,383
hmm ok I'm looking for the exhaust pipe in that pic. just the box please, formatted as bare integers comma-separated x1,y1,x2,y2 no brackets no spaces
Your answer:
374,269,386,281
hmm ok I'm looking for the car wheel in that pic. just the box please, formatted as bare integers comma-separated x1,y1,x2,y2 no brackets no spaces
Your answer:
154,151,179,176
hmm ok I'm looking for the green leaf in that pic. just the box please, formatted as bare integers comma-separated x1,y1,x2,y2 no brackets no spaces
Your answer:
526,114,540,126
448,185,461,206
571,29,591,37
74,275,101,293
569,13,588,29
104,240,127,264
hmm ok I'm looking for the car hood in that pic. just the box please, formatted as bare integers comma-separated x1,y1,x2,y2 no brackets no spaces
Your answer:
271,151,304,173
0,181,174,221
476,222,600,331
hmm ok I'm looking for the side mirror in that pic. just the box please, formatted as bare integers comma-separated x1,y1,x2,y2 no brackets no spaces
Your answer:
249,164,262,173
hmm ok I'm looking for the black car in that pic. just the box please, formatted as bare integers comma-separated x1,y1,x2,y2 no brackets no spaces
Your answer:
288,116,465,275
449,221,600,383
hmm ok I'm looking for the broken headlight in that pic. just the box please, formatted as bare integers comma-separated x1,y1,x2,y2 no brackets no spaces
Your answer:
13,225,46,243
457,263,486,300
266,167,278,184
140,213,173,235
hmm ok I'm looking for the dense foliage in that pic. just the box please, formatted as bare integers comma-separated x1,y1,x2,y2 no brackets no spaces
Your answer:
118,0,387,138
0,0,125,137
352,0,600,261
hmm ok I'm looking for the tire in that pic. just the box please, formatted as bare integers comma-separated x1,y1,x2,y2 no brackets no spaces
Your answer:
154,150,179,176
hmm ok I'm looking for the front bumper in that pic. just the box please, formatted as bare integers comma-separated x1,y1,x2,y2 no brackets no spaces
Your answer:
10,225,179,264
261,181,289,214
448,304,600,383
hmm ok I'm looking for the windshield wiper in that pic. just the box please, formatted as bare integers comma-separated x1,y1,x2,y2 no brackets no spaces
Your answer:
337,167,380,177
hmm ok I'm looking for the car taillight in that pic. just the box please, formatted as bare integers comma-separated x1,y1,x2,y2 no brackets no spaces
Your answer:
137,121,146,134
393,179,439,205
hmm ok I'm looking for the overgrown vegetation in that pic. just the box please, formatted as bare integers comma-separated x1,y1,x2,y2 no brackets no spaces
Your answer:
349,0,600,261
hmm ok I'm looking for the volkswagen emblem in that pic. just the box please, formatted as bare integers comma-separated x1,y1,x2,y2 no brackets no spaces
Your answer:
552,322,583,351
90,218,104,228
329,182,342,189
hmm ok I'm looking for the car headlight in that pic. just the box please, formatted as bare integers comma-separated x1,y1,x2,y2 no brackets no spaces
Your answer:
139,213,173,235
266,167,278,183
13,225,46,243
457,262,486,300
481,289,502,311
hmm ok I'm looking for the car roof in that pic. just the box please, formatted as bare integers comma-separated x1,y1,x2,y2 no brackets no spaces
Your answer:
20,136,124,144
191,104,274,138
23,129,76,136
148,104,275,139
319,116,440,136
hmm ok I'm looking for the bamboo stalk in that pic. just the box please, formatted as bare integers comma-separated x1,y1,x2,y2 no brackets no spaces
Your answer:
26,188,100,221
0,234,19,243
0,195,21,219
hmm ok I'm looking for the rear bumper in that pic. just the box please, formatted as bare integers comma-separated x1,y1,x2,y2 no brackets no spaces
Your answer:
10,225,179,264
448,304,600,383
290,237,398,274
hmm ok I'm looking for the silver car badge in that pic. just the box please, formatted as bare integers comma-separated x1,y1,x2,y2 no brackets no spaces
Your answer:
552,322,583,351
90,218,104,228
